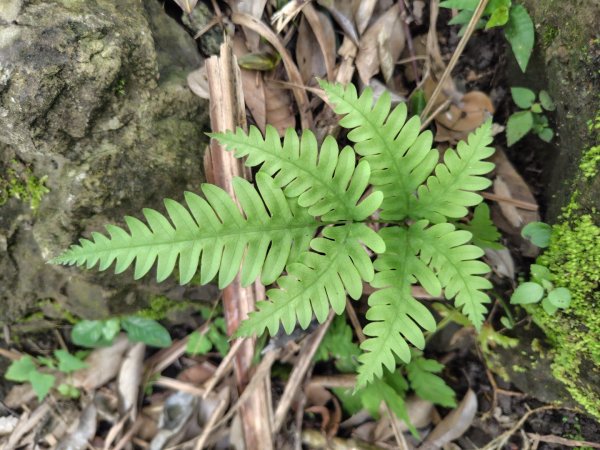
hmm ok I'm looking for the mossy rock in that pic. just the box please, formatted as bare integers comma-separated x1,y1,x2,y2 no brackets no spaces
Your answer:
502,0,600,419
0,0,213,321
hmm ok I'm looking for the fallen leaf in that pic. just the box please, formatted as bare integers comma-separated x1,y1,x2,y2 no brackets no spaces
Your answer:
317,0,360,45
150,392,198,450
173,0,198,14
118,342,145,417
0,416,18,435
419,389,478,449
435,91,495,132
356,4,404,85
355,0,378,34
264,76,296,136
485,248,515,279
296,17,327,84
55,403,97,450
302,3,336,82
236,0,268,51
72,335,130,391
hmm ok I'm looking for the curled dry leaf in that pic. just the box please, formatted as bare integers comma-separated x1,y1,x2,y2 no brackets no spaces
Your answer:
317,0,360,46
187,64,210,100
174,0,198,15
150,392,198,450
302,3,336,82
419,389,478,450
118,342,145,418
264,77,296,136
72,335,131,391
0,416,18,435
296,17,327,85
236,0,268,51
485,248,515,280
355,0,378,35
434,91,495,143
356,3,404,84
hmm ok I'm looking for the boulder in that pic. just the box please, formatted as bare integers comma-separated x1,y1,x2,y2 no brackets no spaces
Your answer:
0,0,213,321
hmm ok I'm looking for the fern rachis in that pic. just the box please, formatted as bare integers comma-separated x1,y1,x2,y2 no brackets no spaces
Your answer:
52,81,496,389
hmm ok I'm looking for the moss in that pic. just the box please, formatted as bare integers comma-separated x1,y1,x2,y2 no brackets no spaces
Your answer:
532,214,600,418
0,162,49,211
136,295,194,320
580,145,600,179
542,25,559,47
512,364,527,373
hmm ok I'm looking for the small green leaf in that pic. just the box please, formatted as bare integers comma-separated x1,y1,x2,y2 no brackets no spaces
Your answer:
407,357,456,408
186,331,213,355
5,356,37,382
237,52,281,71
102,318,121,341
531,103,542,114
409,89,427,116
486,5,510,28
505,4,534,72
522,221,552,248
448,8,474,26
547,287,571,309
456,203,503,249
440,0,478,9
57,383,81,398
507,111,533,146
530,264,552,283
510,87,535,109
538,127,554,142
511,282,544,305
71,320,105,348
207,327,230,356
30,372,56,401
541,297,558,315
121,316,172,348
55,350,87,373
539,90,555,111
37,356,57,369
500,316,514,329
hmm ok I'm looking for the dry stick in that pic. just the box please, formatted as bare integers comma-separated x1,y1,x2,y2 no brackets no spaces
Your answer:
420,0,490,122
205,40,274,450
231,12,313,130
526,433,600,449
481,191,539,211
202,338,244,398
343,301,409,450
420,98,451,131
398,0,420,84
193,396,229,450
273,312,335,434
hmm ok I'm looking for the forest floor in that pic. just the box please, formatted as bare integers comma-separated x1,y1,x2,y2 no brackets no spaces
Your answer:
1,0,599,448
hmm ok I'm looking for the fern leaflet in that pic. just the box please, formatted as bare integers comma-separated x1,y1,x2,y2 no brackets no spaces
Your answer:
212,126,383,221
51,173,318,288
237,223,385,336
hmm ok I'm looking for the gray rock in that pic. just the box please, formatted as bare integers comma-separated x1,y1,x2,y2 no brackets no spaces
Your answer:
0,0,214,321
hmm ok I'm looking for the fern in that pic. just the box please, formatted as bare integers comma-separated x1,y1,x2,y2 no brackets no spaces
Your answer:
52,81,496,390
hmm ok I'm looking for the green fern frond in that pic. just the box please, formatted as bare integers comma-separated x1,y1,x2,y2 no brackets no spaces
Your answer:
409,120,495,222
456,202,503,249
51,173,318,288
409,220,492,327
357,226,438,387
212,126,383,221
320,81,438,220
237,223,385,336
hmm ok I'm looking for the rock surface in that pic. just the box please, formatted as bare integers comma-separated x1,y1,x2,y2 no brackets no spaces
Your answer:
0,0,213,321
502,0,600,419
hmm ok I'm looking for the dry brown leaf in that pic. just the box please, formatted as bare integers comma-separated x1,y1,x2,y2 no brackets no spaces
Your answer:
435,91,495,132
355,0,378,35
271,0,309,33
296,17,327,85
72,335,130,391
118,342,145,418
236,0,268,51
485,248,515,279
178,362,216,385
232,34,267,131
419,389,477,449
356,3,404,85
173,0,198,15
187,64,210,100
265,76,296,135
317,0,360,45
232,12,313,129
55,403,97,450
302,3,336,82
494,176,524,228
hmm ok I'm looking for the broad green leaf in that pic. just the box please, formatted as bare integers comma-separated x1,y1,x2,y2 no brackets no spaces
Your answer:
5,356,37,382
521,221,552,248
506,111,533,146
31,372,56,401
510,87,535,109
530,264,552,283
547,287,571,309
511,282,544,305
55,350,87,373
71,320,106,348
486,5,510,28
186,331,212,355
538,127,554,142
439,0,478,9
121,316,172,348
539,90,555,111
505,4,534,72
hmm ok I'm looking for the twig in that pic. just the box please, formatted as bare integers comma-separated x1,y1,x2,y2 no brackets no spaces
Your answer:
480,405,562,450
112,416,143,450
273,312,335,434
345,299,366,343
193,395,229,450
420,98,451,130
481,191,539,211
420,0,490,121
398,0,420,84
202,338,244,398
526,433,600,448
154,376,206,397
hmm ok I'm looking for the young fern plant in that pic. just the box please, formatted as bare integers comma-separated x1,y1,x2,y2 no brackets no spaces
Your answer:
51,81,495,388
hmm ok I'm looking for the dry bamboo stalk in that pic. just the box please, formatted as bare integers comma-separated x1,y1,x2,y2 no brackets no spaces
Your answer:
205,39,274,450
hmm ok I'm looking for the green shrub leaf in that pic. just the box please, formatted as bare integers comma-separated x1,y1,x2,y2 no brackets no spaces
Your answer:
522,221,552,247
5,356,37,382
121,316,172,348
511,87,535,109
55,350,87,373
186,331,212,355
547,287,571,309
505,4,534,72
539,90,555,111
511,282,544,305
507,111,533,146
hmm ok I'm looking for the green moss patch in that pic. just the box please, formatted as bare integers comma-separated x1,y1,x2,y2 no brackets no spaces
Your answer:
0,162,49,211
